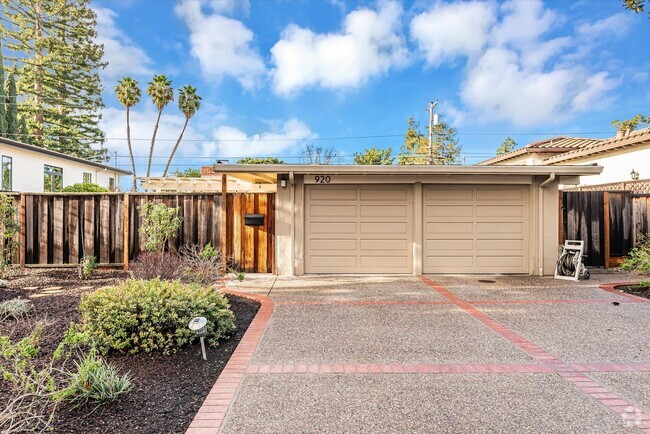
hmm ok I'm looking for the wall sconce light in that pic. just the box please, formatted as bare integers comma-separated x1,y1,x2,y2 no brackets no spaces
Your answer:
278,174,289,188
630,169,639,181
188,317,208,361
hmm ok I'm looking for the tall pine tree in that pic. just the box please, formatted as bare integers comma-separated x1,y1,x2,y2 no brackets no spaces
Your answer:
5,70,18,139
0,44,7,136
1,0,107,160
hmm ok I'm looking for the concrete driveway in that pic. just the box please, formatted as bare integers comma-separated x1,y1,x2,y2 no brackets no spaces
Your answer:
216,273,650,433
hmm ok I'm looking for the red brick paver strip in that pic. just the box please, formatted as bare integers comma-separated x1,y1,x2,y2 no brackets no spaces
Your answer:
186,289,275,434
419,276,650,431
600,282,650,303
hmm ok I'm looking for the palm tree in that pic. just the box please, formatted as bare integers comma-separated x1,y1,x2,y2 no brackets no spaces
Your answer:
146,75,174,177
163,85,201,177
114,77,141,190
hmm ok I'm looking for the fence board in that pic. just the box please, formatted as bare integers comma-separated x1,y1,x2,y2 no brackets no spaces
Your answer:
39,197,48,264
53,197,64,264
100,196,110,263
68,199,79,263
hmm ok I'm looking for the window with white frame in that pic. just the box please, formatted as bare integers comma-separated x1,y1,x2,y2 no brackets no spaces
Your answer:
108,177,115,191
44,165,63,192
1,156,12,191
83,172,92,183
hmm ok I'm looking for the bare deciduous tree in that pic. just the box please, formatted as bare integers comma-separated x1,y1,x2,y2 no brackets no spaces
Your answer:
301,144,342,165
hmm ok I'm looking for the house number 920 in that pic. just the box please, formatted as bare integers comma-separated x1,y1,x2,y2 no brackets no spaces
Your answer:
314,175,331,184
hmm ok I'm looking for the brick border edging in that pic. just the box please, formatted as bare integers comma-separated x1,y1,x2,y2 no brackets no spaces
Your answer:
186,290,275,434
600,282,650,303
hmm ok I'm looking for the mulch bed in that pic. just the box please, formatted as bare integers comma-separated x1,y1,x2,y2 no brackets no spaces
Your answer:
615,284,650,300
1,268,260,434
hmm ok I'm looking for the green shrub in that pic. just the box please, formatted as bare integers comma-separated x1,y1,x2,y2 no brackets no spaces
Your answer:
138,202,182,252
620,234,650,274
0,298,31,321
79,279,235,355
0,194,19,278
640,280,650,288
79,255,97,280
60,348,131,406
62,183,110,193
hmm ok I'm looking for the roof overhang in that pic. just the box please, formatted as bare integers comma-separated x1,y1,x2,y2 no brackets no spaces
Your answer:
210,164,603,181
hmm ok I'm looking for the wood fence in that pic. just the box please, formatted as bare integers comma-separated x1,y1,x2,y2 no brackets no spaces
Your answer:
5,193,275,273
561,191,649,267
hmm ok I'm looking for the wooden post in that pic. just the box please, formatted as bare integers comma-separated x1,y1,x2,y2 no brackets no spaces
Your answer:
604,191,610,269
221,174,227,273
19,194,26,270
123,193,129,270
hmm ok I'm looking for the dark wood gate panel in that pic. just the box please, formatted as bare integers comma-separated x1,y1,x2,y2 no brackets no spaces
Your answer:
608,192,633,257
563,191,605,267
633,196,650,245
18,193,275,273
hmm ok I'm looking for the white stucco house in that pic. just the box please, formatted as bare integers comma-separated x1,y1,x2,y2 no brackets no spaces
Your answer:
0,136,130,193
478,128,650,189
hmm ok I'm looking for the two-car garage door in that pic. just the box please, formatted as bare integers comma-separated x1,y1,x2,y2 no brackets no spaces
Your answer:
304,184,529,274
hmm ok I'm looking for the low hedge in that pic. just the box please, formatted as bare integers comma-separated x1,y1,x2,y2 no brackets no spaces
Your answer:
80,279,235,355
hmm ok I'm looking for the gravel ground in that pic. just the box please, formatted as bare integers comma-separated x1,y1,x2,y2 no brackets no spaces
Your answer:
430,272,635,301
252,304,535,364
480,302,650,363
591,373,650,415
228,275,445,302
221,373,636,434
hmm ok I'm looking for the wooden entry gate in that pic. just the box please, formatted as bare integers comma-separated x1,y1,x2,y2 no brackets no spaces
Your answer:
561,191,649,267
14,193,275,273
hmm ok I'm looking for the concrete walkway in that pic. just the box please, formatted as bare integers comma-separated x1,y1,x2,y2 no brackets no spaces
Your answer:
216,273,650,433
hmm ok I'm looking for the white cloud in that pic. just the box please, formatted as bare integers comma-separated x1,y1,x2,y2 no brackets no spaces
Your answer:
208,0,250,15
577,13,632,39
204,118,317,158
410,1,496,67
270,0,408,96
93,6,153,79
410,0,620,126
175,0,265,90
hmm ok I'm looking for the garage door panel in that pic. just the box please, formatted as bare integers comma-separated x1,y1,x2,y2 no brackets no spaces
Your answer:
360,239,408,251
309,205,357,217
476,222,525,234
360,205,408,218
426,221,474,234
476,187,524,201
426,205,474,218
426,187,473,201
426,239,474,251
309,239,358,251
476,239,524,251
308,221,357,234
360,188,408,201
476,205,524,217
309,188,357,201
424,185,529,274
305,185,412,274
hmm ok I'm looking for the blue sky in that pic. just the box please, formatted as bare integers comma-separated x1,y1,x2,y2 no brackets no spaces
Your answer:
92,0,650,179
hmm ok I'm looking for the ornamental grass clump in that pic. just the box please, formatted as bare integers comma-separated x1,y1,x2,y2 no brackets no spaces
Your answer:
79,279,235,355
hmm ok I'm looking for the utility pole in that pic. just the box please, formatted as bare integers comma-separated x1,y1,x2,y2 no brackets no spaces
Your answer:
428,99,439,165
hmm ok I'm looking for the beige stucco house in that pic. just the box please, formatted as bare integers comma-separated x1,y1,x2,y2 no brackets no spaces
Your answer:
478,128,650,188
0,136,130,192
209,164,601,277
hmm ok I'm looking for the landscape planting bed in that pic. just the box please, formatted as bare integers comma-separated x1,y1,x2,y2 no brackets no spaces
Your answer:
1,268,259,434
614,283,650,300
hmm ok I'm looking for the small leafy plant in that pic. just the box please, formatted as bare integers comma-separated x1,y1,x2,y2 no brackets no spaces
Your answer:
80,279,236,355
138,202,182,253
60,348,132,406
0,194,20,278
640,280,650,288
0,299,31,321
79,255,97,280
620,234,650,274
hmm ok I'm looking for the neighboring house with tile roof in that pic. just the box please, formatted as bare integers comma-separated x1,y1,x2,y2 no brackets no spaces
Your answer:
477,128,650,188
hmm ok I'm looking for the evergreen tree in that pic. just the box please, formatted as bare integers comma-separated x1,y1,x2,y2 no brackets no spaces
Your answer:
5,71,18,139
0,44,7,136
18,115,29,144
496,137,517,155
398,118,461,165
1,0,107,159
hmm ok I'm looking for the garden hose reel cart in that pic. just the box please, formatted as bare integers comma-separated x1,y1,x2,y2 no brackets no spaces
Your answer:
555,240,590,281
